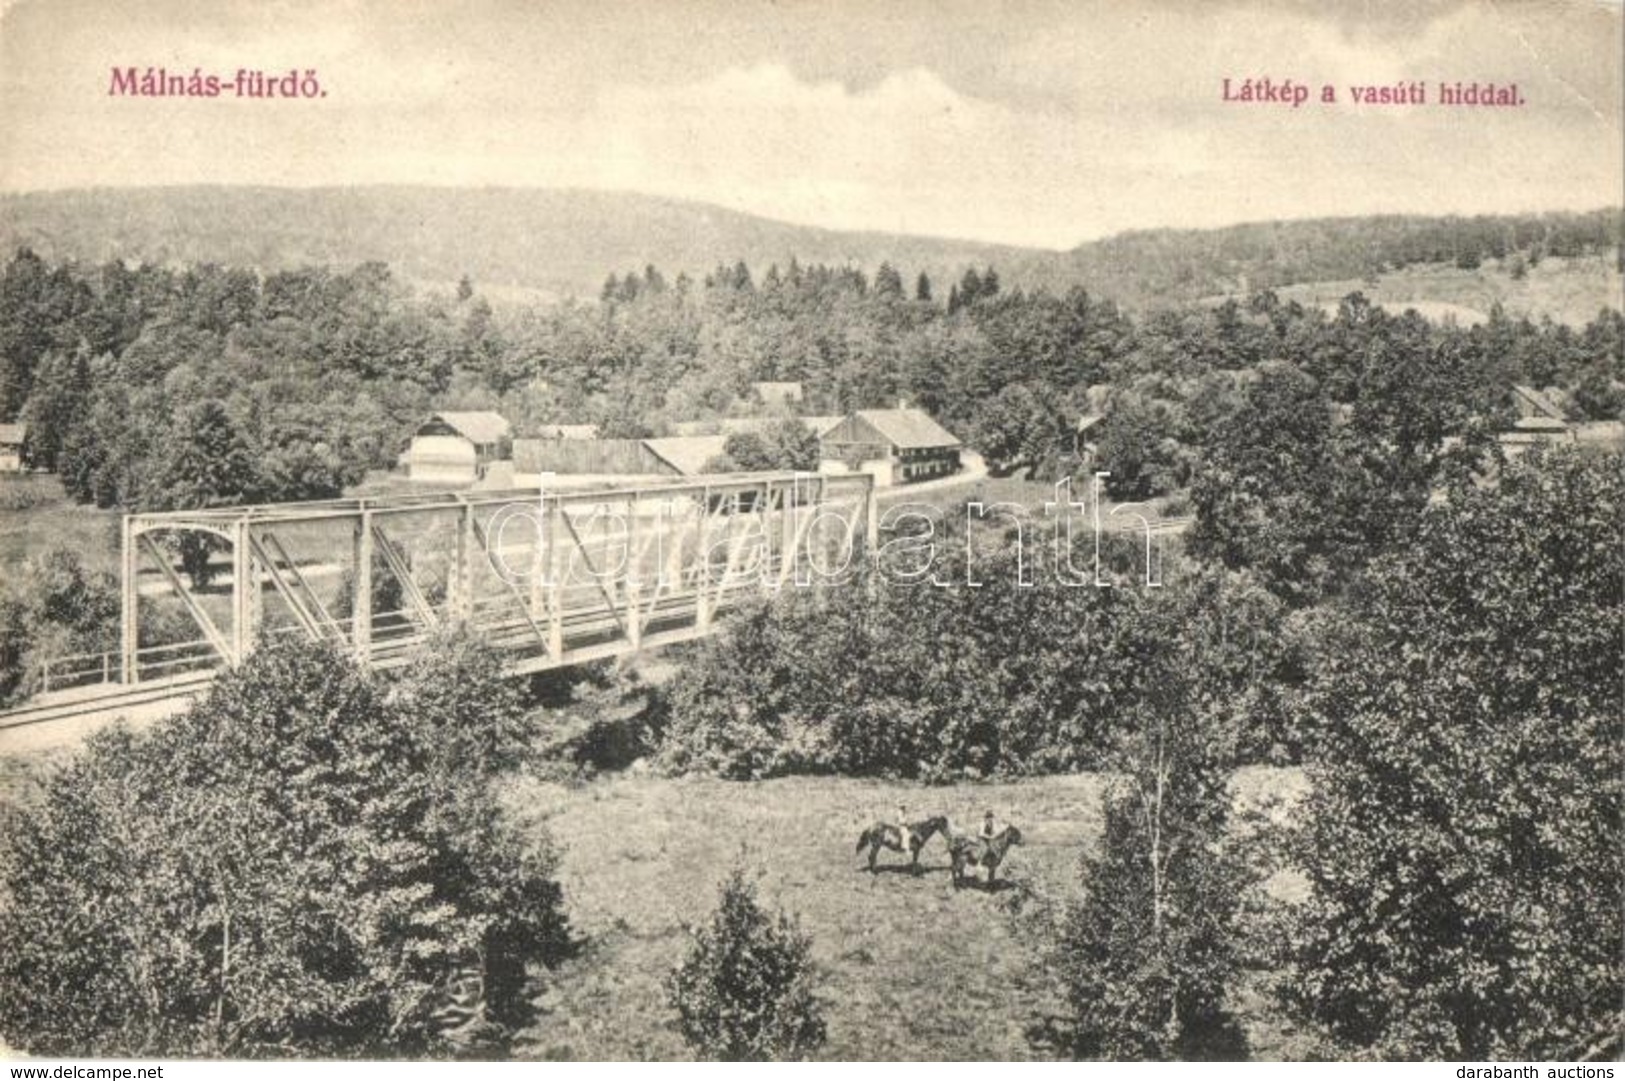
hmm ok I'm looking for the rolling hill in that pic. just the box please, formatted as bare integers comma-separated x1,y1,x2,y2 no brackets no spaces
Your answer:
0,185,1618,319
0,186,1025,303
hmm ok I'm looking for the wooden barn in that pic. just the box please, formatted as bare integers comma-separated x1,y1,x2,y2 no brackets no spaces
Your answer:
819,408,961,486
406,411,511,484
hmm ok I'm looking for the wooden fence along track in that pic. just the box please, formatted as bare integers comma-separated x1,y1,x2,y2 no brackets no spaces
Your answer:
1,473,877,733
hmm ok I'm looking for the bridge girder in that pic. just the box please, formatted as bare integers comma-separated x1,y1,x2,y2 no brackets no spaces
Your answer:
118,472,877,686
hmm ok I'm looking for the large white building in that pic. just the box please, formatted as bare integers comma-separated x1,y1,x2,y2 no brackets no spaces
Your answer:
406,411,511,484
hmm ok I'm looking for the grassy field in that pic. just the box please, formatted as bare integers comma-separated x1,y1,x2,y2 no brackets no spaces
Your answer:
0,475,120,576
500,767,1312,1061
1259,253,1624,327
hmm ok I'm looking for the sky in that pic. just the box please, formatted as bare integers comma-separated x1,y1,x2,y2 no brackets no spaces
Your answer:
0,0,1620,249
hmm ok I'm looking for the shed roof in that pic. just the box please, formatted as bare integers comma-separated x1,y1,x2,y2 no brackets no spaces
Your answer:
1512,385,1568,421
642,435,730,475
0,422,25,445
426,411,511,444
848,408,962,449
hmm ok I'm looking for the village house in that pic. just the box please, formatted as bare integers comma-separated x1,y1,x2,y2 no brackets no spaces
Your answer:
818,407,962,486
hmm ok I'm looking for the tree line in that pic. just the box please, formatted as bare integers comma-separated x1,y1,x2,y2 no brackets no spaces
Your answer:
3,247,1620,519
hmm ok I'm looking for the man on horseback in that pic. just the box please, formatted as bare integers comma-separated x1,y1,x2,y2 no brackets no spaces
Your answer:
979,810,997,842
857,809,947,874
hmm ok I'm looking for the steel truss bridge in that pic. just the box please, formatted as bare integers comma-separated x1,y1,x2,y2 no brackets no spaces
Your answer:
1,473,876,733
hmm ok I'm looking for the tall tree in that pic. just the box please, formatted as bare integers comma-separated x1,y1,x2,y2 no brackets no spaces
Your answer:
1291,449,1624,1059
149,400,262,588
1054,581,1255,1059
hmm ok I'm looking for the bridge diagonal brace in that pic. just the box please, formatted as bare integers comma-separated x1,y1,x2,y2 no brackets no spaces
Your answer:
778,493,825,586
371,524,441,630
136,533,235,665
261,532,347,640
247,533,325,641
467,515,550,648
707,514,762,617
556,506,630,639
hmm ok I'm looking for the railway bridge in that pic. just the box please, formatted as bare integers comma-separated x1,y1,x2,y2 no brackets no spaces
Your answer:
0,472,876,737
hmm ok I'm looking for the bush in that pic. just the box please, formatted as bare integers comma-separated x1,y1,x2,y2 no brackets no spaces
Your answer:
666,869,825,1061
0,634,568,1057
658,535,1300,779
529,666,667,775
0,547,188,705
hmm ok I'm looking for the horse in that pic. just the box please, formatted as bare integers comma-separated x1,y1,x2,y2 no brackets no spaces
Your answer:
855,815,949,873
949,825,1023,890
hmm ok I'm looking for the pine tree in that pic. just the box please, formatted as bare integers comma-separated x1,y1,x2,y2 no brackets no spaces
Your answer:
874,262,903,298
959,268,984,308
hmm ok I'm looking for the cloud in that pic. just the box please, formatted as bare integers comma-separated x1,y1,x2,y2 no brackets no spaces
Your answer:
0,0,1618,248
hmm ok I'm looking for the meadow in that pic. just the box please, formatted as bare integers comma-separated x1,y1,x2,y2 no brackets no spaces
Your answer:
500,767,1312,1061
0,724,1313,1061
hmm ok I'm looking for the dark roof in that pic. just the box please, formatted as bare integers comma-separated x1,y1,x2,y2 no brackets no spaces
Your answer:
848,408,962,449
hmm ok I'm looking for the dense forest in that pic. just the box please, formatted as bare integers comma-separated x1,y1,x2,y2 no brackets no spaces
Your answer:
1,242,1621,522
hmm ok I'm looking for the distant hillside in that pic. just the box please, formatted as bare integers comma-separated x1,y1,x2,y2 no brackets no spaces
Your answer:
1239,253,1625,329
0,186,1618,317
0,186,1025,302
1008,209,1623,311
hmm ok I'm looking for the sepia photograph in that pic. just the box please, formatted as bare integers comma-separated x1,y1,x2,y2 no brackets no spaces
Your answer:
0,0,1620,1068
